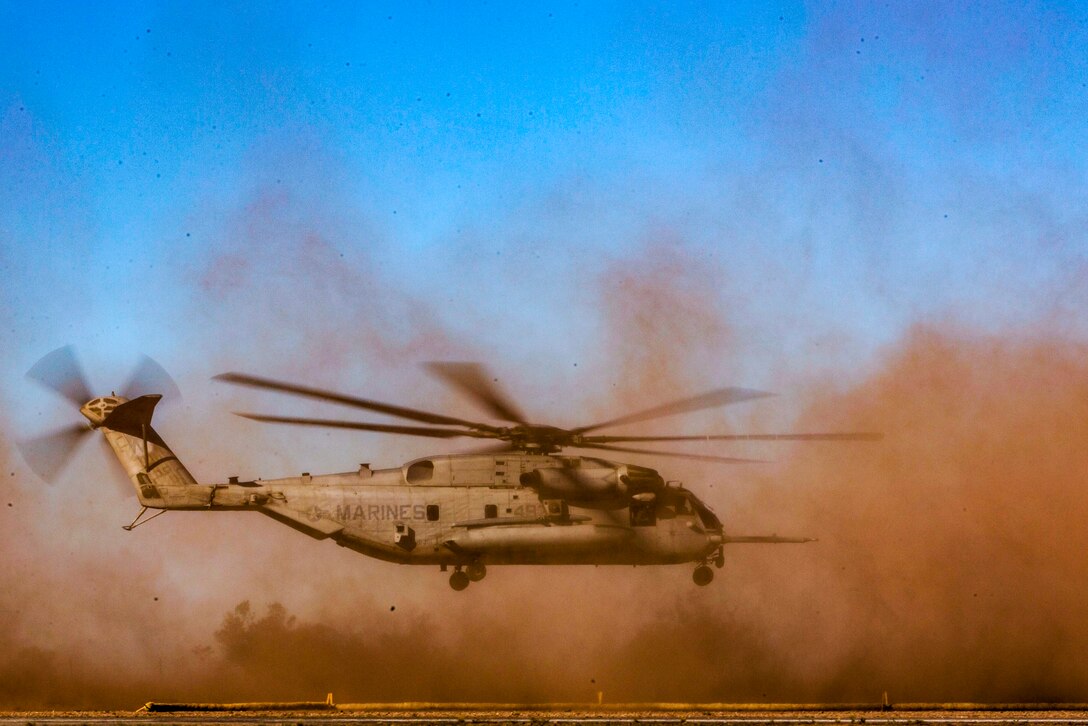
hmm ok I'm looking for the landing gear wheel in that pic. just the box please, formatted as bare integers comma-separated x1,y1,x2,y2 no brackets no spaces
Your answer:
449,570,470,591
466,562,487,582
693,565,714,586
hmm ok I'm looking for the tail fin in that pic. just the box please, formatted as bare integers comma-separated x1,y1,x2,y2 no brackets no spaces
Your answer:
95,395,206,508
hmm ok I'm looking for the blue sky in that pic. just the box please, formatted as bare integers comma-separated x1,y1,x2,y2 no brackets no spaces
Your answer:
3,0,1087,457
5,2,1085,344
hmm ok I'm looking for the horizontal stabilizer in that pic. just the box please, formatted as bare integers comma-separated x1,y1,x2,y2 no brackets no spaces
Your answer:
100,395,167,448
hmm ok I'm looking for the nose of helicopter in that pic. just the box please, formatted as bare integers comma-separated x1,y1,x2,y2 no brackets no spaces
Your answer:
79,395,126,426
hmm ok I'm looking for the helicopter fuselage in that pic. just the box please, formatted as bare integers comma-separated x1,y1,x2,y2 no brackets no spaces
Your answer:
122,445,723,568
75,389,815,590
270,454,720,567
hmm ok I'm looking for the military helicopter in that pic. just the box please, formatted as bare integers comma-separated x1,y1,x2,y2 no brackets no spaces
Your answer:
20,347,879,590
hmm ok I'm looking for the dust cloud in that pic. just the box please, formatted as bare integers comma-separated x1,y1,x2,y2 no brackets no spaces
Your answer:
597,239,735,399
752,326,1088,702
583,325,1088,703
6,233,1088,707
189,323,1088,705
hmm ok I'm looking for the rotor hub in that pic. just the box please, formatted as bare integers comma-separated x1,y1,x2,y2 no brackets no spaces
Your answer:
79,396,126,426
504,424,577,453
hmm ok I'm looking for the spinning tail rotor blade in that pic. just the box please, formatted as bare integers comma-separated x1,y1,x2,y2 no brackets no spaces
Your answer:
17,423,91,482
424,362,527,424
122,355,180,400
574,387,775,434
215,372,496,431
27,346,93,406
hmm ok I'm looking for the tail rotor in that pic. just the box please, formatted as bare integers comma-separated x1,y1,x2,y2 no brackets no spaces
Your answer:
18,346,179,483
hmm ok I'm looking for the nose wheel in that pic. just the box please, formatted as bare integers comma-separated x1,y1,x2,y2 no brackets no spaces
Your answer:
693,564,714,586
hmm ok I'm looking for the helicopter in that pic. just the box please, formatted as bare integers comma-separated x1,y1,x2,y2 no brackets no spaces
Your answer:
20,347,880,590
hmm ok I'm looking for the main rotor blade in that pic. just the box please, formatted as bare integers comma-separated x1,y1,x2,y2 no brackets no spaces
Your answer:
574,387,776,434
233,412,494,439
122,355,180,401
215,372,497,431
17,422,91,482
582,432,885,444
575,442,768,464
425,362,527,424
27,346,93,407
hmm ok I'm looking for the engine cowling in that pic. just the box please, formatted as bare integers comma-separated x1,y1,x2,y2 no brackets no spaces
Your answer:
617,463,665,495
519,462,664,504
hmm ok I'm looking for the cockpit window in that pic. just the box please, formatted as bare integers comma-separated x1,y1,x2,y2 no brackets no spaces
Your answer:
406,460,434,483
664,489,720,530
691,496,722,530
655,489,692,518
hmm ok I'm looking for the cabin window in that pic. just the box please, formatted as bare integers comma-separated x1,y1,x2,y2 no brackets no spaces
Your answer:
426,504,440,521
484,504,498,519
543,500,568,519
406,460,434,483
